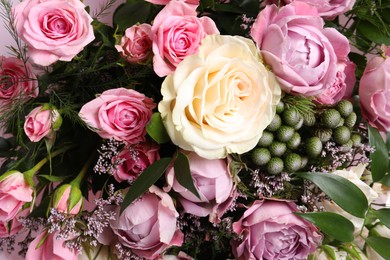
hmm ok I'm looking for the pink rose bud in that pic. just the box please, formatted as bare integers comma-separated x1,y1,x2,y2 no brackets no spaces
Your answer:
0,170,33,222
115,23,153,64
24,104,62,142
52,184,83,215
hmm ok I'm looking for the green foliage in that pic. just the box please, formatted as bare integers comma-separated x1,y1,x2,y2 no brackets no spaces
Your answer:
372,208,390,229
146,113,170,144
365,236,390,259
368,125,389,182
174,152,200,199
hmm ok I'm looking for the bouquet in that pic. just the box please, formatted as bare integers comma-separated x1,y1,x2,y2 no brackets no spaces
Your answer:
0,0,389,259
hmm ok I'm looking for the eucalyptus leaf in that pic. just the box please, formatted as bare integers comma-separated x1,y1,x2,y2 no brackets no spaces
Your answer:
368,126,389,182
174,152,200,199
365,236,390,259
295,212,354,242
146,113,170,144
373,208,390,229
120,157,172,214
295,172,368,218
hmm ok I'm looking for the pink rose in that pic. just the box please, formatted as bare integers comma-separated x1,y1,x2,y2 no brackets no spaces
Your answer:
52,184,83,215
111,186,183,259
359,55,390,132
24,105,62,142
115,23,153,64
0,208,29,238
79,88,156,144
264,0,356,20
0,56,38,106
113,141,160,183
151,0,219,76
231,200,322,260
164,152,235,223
0,171,33,222
26,231,78,260
13,0,95,66
251,2,350,96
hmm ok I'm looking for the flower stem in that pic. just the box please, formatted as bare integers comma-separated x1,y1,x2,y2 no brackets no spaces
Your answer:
70,153,95,187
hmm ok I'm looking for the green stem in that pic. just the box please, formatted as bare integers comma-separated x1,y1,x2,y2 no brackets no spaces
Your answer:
70,153,95,187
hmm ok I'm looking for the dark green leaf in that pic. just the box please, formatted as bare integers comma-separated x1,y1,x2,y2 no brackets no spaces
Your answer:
113,2,152,33
295,172,368,218
38,174,70,183
368,126,389,182
373,208,390,229
356,20,390,45
380,174,390,187
295,212,354,242
146,113,170,144
387,132,390,151
120,157,172,214
174,152,200,199
365,236,390,259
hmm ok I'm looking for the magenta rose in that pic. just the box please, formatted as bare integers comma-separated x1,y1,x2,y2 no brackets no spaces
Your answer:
115,23,153,64
151,0,219,76
358,54,390,132
26,231,78,260
0,56,38,106
111,186,183,259
13,0,95,66
0,208,29,238
165,152,235,223
112,141,160,183
251,2,350,96
79,88,156,144
0,171,33,222
231,200,322,260
24,105,62,142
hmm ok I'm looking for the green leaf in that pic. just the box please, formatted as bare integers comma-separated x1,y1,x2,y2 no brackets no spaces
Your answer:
113,2,152,33
295,212,354,242
38,174,69,183
380,174,390,187
295,172,368,218
174,152,200,199
386,132,390,151
368,126,389,182
373,208,390,229
356,20,390,45
365,236,390,259
146,113,170,144
120,157,172,214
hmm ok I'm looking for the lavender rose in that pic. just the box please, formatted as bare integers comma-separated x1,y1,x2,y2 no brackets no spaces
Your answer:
231,200,322,260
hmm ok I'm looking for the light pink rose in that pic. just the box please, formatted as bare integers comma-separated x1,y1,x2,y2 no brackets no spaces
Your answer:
115,23,153,64
164,152,235,223
358,54,390,132
0,171,33,222
151,0,219,77
24,105,61,142
113,141,160,183
0,56,38,106
79,88,156,144
231,200,322,260
264,0,356,20
13,0,95,66
0,208,29,238
26,231,78,260
251,2,350,96
111,186,183,259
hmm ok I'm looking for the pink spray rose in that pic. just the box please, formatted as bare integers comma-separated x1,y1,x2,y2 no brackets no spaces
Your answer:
358,54,390,132
52,184,83,215
115,23,153,64
113,141,160,183
164,152,235,223
251,2,350,96
78,88,156,144
0,171,33,222
0,56,38,106
111,186,183,259
13,0,95,66
26,231,78,260
24,105,62,142
151,0,219,76
0,208,29,238
231,200,322,260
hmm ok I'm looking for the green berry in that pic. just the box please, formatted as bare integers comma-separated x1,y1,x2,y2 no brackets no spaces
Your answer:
340,139,353,153
257,131,274,147
266,114,282,132
333,126,351,145
276,125,295,142
293,117,304,130
251,148,271,166
276,100,285,114
303,113,316,127
336,99,353,118
266,157,284,175
300,156,308,169
351,134,362,147
344,112,357,128
284,153,302,172
321,109,341,129
269,141,287,157
314,128,333,143
283,109,300,126
286,132,301,150
305,137,323,158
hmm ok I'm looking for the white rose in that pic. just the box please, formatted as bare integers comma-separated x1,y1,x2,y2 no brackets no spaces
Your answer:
158,35,281,159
